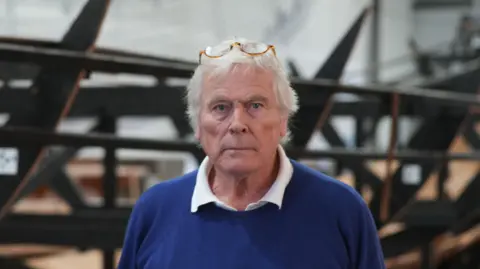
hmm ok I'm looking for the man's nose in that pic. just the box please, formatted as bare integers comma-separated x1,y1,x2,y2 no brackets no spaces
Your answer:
228,105,249,134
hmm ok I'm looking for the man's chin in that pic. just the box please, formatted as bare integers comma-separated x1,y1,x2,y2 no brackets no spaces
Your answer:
219,159,258,175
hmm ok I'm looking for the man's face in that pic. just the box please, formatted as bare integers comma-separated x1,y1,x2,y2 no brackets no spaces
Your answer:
196,64,287,176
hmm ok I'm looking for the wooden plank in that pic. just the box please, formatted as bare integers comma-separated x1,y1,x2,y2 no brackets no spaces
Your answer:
26,249,122,269
379,123,480,237
380,108,480,265
385,224,480,269
366,160,399,182
12,197,71,215
0,245,67,259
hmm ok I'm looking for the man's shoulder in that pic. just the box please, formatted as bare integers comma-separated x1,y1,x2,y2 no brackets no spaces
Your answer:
290,160,366,208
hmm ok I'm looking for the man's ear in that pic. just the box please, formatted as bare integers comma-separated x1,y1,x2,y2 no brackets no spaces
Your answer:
194,124,201,140
279,117,288,138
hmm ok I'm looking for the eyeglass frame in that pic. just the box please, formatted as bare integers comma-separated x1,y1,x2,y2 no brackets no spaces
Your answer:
198,42,277,64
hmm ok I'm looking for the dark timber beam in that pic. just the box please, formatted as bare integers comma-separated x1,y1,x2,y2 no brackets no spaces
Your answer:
1,81,477,118
0,35,196,65
1,46,480,108
0,85,384,117
0,213,128,248
0,42,195,79
0,127,479,162
15,146,87,208
0,0,112,221
0,257,35,269
291,78,480,107
97,113,117,269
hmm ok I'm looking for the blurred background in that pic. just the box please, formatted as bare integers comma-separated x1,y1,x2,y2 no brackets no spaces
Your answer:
0,0,479,268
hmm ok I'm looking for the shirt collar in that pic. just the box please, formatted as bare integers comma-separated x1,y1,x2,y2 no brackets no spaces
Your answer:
191,145,293,213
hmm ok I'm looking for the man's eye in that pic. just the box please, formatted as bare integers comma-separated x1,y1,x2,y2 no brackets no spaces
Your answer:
251,103,263,109
214,104,227,111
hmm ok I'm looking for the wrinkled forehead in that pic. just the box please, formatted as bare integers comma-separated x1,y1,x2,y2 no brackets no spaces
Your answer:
201,64,275,94
197,64,278,108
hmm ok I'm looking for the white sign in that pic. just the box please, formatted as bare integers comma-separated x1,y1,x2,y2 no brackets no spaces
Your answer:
0,148,19,175
402,164,422,185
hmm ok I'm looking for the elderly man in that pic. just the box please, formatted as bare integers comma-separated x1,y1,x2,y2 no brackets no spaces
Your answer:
117,38,385,269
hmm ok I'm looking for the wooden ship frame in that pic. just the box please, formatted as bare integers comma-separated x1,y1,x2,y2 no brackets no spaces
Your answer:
0,1,478,269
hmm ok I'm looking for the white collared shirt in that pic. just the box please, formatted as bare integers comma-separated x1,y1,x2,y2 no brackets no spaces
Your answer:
190,145,293,213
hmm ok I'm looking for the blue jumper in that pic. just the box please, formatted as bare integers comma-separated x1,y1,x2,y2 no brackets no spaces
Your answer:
117,160,385,269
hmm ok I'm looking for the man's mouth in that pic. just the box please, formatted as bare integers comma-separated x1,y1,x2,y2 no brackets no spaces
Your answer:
223,147,255,151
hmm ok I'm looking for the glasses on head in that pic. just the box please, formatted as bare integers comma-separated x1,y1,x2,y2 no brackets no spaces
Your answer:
198,41,276,64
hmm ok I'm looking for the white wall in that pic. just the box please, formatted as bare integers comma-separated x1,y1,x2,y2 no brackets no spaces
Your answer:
378,0,415,82
413,6,471,50
0,0,372,81
0,0,422,163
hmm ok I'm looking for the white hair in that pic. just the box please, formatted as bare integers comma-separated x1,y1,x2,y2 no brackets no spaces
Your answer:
185,37,299,144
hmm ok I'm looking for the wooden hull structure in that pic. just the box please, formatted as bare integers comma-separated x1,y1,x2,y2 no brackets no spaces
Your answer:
0,1,478,269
